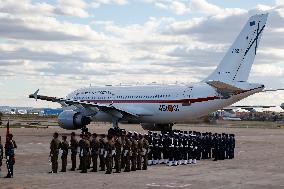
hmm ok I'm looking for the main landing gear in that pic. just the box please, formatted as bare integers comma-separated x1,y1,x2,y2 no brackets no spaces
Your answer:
81,126,89,135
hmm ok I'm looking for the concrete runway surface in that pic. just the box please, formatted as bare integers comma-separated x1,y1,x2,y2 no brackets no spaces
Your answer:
0,123,284,189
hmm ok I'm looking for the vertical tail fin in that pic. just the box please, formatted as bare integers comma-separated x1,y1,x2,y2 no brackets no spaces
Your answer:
205,13,268,83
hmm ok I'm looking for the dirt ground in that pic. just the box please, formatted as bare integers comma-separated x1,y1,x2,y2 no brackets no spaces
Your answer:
0,123,284,189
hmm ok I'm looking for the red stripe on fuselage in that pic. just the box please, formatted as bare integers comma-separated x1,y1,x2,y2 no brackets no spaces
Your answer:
78,96,219,104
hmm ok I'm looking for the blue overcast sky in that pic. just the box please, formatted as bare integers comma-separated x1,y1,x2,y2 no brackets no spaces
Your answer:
0,0,284,110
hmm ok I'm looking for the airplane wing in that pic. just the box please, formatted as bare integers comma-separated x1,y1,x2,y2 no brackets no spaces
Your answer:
223,105,277,112
262,89,284,92
28,90,153,117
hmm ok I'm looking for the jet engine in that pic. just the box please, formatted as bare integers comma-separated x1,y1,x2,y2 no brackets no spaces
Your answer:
58,110,91,130
141,123,173,132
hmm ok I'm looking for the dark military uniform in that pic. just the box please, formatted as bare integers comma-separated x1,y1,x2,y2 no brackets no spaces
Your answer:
5,138,16,178
50,137,60,173
60,138,69,172
105,137,115,174
167,135,174,166
213,134,220,161
114,136,122,173
70,135,78,171
90,135,100,172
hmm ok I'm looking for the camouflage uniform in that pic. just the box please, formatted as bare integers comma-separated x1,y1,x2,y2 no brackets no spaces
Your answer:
137,136,143,170
90,134,100,172
50,134,60,173
131,137,138,171
78,135,84,170
114,135,122,173
120,135,126,169
142,137,149,170
69,134,78,171
123,136,131,172
105,136,115,174
60,136,69,172
85,136,91,169
99,136,106,171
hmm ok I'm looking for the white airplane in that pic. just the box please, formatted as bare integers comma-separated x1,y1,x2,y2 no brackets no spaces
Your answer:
30,13,269,131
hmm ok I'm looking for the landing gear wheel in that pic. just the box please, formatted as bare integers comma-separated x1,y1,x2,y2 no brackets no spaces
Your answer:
160,123,173,134
81,126,88,135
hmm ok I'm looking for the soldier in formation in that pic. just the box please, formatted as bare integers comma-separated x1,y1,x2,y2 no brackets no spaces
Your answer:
46,129,235,174
49,132,60,173
60,135,69,172
69,132,78,171
147,130,235,166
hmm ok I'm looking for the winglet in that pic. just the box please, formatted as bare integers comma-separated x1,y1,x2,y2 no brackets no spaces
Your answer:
29,89,39,100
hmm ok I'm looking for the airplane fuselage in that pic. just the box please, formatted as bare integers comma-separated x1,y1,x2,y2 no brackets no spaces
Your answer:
66,82,264,124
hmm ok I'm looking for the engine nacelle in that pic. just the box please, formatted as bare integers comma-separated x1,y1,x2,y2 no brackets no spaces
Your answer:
58,110,91,130
140,123,173,132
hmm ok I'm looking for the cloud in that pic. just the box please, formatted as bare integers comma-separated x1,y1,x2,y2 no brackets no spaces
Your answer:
0,0,55,16
55,0,89,18
144,0,245,16
91,0,128,8
0,13,105,41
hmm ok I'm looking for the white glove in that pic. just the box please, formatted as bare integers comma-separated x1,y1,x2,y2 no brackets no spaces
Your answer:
124,150,128,156
112,150,116,156
141,148,146,156
100,149,104,155
104,151,107,158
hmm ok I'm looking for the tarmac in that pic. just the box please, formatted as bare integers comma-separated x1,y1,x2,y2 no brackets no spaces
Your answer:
1,122,284,189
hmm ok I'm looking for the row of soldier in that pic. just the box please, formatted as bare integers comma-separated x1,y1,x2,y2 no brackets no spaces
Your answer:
147,131,235,166
49,130,149,174
49,129,235,174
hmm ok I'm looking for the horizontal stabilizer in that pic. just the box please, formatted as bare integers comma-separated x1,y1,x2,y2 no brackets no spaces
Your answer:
207,80,243,95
